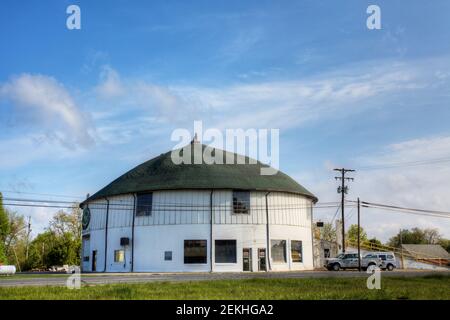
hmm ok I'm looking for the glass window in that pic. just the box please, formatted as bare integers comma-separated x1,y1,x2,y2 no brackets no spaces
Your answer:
324,248,330,258
164,251,172,261
114,250,124,262
379,255,387,261
271,240,286,263
387,255,394,259
233,191,250,214
136,193,152,216
215,240,237,263
291,240,303,262
184,240,207,264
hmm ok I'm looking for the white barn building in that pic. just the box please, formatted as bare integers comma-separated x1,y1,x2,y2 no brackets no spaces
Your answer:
80,143,318,273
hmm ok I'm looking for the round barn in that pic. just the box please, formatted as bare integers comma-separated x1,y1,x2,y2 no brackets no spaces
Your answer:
80,143,318,272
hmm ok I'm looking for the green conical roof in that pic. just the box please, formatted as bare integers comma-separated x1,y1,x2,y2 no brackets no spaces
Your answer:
84,144,317,203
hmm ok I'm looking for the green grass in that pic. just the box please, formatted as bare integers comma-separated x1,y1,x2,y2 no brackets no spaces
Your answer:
0,275,449,300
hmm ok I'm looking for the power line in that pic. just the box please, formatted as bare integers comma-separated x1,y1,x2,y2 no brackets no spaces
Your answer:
362,204,450,219
330,204,341,226
3,201,345,211
2,196,340,209
0,190,83,199
2,197,79,205
356,156,450,171
360,201,450,216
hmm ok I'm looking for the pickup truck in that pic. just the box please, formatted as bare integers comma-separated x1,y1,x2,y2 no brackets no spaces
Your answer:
324,253,382,271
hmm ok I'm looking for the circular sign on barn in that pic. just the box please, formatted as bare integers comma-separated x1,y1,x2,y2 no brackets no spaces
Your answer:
82,207,91,230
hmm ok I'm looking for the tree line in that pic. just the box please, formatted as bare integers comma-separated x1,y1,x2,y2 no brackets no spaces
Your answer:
315,222,450,252
0,193,81,271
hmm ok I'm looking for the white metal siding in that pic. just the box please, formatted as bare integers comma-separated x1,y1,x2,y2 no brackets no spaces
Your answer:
84,190,314,272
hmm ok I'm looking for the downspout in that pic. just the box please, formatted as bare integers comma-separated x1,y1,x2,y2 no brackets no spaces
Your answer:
131,194,137,272
210,190,214,272
310,200,315,270
104,198,110,272
265,192,271,271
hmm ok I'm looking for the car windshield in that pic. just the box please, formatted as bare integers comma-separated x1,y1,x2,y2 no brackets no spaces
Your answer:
336,254,345,259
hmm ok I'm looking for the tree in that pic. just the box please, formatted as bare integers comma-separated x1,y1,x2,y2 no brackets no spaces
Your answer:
49,207,81,237
0,241,7,264
346,224,367,243
3,211,26,259
0,193,10,242
388,228,442,247
366,237,382,247
438,239,450,253
23,206,82,270
313,222,337,242
0,193,9,263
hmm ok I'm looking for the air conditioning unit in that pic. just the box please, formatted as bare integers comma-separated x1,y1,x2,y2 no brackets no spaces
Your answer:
120,237,130,246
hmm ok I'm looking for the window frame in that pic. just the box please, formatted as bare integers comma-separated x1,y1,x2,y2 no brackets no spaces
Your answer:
270,239,287,263
164,251,172,261
215,240,237,264
114,249,125,263
136,193,153,216
232,190,250,215
291,240,303,263
184,240,207,264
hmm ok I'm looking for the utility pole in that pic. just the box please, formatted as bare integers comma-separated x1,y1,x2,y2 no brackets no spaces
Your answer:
25,216,32,261
399,229,404,269
357,198,361,271
334,168,355,253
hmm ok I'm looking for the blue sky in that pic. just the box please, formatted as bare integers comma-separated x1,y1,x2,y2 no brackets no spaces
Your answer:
1,1,450,240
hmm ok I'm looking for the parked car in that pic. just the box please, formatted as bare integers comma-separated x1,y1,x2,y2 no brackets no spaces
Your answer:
324,253,382,271
363,252,397,271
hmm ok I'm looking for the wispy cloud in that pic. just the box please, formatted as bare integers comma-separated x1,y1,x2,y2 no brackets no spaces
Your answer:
95,65,124,99
310,135,450,241
0,74,95,148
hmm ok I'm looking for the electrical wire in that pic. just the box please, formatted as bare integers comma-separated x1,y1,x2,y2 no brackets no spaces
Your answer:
356,156,450,171
0,190,83,199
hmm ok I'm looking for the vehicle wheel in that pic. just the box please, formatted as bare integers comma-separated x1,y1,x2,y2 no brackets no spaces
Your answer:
332,263,340,271
367,263,376,271
387,264,395,271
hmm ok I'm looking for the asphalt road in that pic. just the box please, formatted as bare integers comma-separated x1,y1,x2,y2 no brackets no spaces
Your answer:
0,270,448,287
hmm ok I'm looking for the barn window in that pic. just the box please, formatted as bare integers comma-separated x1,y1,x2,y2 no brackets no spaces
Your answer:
164,251,172,261
184,240,207,264
114,250,125,262
233,191,250,214
271,240,286,263
136,193,152,216
215,240,237,263
291,240,303,263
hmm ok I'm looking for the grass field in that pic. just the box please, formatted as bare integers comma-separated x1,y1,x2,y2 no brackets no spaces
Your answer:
0,274,449,300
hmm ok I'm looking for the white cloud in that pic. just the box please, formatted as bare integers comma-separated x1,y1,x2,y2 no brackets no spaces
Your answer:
0,74,94,148
95,61,421,134
95,65,124,99
310,135,450,242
